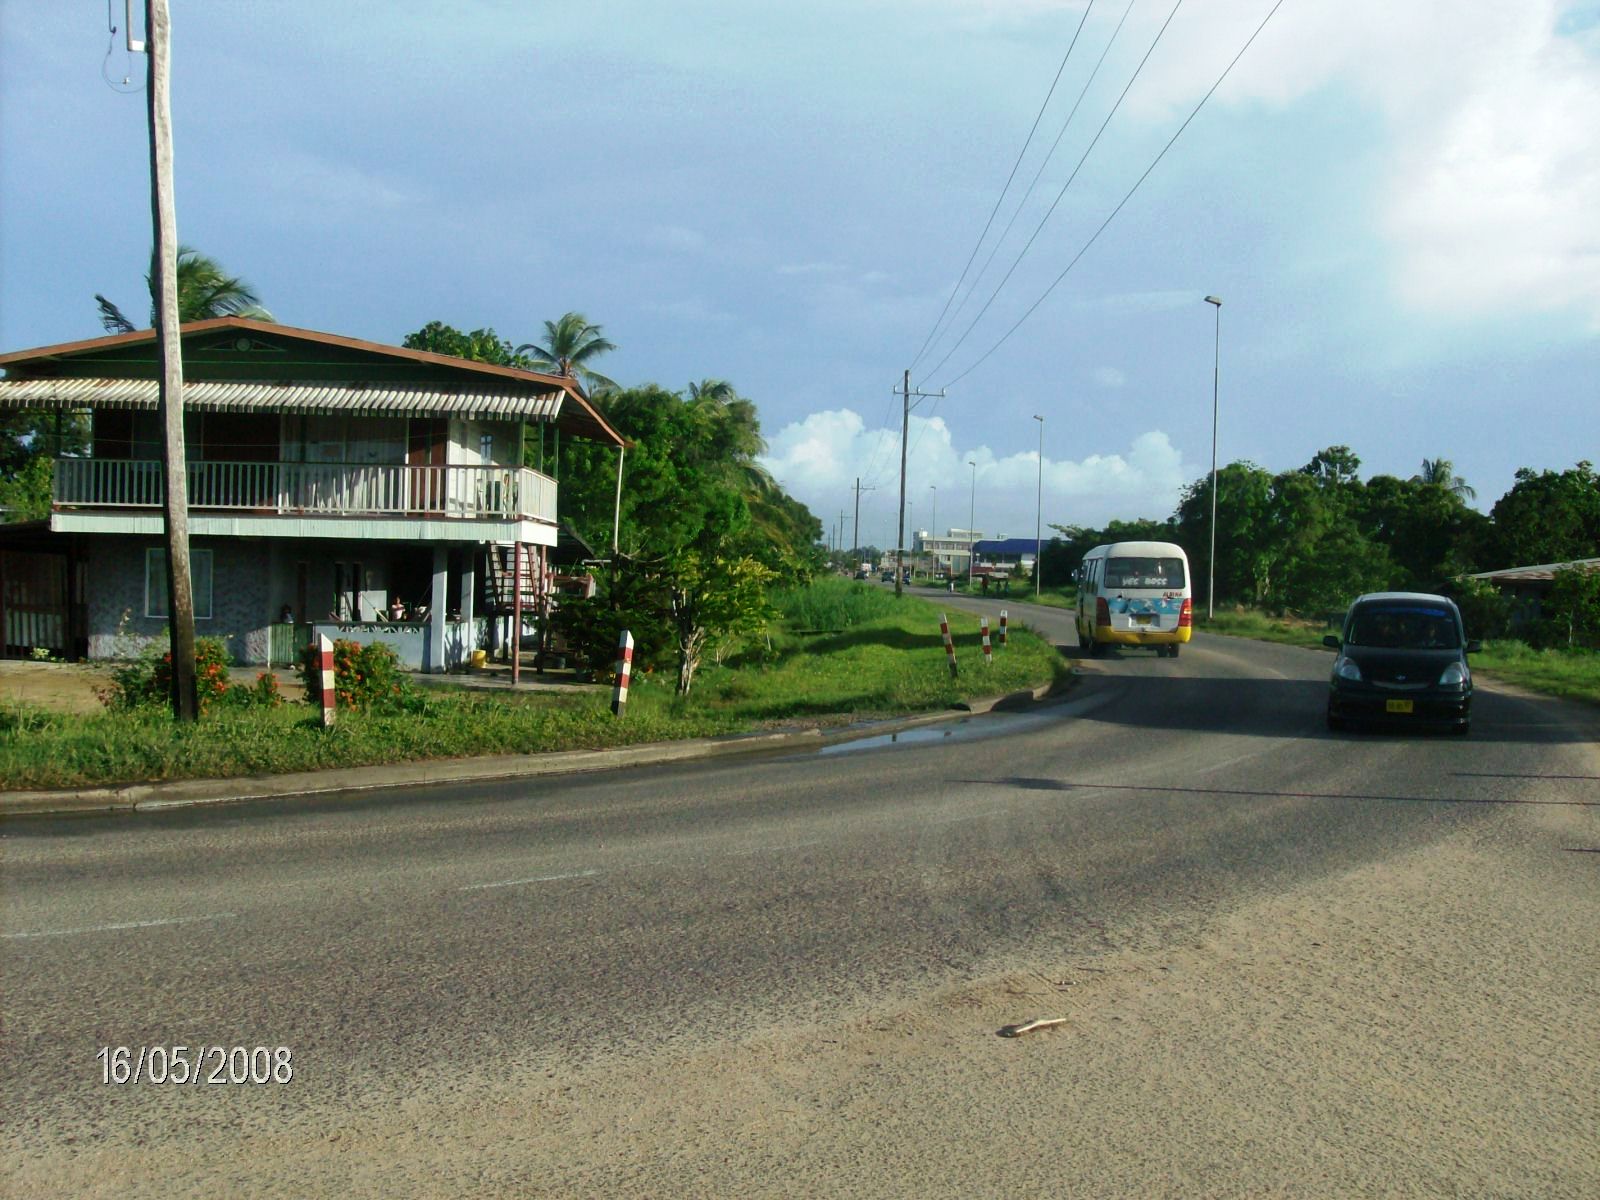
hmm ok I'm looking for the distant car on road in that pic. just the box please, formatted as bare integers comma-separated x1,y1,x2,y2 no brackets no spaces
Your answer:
1324,592,1478,734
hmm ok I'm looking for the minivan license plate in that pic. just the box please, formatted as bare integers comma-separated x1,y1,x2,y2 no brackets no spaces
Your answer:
1386,699,1414,714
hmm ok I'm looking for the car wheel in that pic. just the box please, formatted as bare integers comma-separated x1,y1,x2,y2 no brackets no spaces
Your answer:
1168,644,1180,659
1326,709,1347,732
1450,720,1470,736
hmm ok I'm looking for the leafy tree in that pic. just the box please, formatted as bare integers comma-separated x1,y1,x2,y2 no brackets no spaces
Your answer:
401,321,530,367
1538,564,1600,649
1,409,89,523
1175,461,1277,605
1300,444,1362,488
516,313,618,395
1486,461,1600,567
665,552,777,694
95,245,273,332
1359,474,1489,590
0,454,55,522
1413,457,1476,501
1447,576,1513,642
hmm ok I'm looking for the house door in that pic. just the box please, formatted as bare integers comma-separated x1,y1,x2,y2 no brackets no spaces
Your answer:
0,550,69,659
407,418,448,513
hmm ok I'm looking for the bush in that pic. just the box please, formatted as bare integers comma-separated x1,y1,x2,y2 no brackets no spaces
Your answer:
216,671,285,710
100,637,232,711
299,638,416,712
1449,577,1512,642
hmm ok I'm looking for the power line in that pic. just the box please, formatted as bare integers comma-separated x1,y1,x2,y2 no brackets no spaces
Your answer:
907,0,1098,375
919,0,1186,389
924,0,1136,377
938,0,1290,390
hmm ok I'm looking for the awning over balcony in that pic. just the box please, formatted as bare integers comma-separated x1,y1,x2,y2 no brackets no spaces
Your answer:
0,377,565,422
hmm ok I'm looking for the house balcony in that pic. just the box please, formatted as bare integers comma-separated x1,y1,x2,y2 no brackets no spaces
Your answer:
49,458,560,544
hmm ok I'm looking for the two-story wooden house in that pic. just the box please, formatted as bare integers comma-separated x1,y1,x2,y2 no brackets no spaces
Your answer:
0,318,624,670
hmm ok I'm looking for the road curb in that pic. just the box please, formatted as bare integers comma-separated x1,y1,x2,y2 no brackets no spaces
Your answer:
0,676,1079,819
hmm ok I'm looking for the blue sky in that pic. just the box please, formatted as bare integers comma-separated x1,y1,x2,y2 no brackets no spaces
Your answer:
2,1,1596,551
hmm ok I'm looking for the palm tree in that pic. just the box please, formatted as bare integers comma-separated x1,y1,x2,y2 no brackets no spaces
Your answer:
1414,458,1476,501
515,313,617,394
95,246,274,333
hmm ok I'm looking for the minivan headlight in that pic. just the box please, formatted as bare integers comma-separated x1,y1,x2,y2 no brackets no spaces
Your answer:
1334,657,1362,682
1438,662,1469,687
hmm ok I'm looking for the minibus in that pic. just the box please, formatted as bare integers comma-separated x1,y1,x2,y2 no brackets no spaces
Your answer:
1075,540,1193,657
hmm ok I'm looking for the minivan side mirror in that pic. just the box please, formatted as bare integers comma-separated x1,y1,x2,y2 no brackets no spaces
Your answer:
1322,635,1341,649
1465,639,1482,654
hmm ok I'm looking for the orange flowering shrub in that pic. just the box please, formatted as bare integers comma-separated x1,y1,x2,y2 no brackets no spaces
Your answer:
298,638,415,712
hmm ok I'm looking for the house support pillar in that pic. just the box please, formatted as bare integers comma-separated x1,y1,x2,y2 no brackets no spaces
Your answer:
511,541,523,687
429,546,448,673
460,548,476,661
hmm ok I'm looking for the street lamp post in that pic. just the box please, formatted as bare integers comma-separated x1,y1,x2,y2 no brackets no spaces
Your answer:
967,460,977,588
1204,295,1222,621
929,485,937,575
1032,414,1044,599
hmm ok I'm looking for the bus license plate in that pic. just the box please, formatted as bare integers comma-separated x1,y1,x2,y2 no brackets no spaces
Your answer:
1134,614,1153,625
1386,699,1414,714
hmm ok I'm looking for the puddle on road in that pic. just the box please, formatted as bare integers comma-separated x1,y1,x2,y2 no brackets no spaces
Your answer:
816,711,1047,757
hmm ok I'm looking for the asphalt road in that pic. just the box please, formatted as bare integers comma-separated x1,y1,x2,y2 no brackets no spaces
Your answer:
4,596,1597,1196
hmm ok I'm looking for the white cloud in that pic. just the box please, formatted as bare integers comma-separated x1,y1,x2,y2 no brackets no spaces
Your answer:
1092,366,1126,388
1116,0,1600,328
762,408,1188,540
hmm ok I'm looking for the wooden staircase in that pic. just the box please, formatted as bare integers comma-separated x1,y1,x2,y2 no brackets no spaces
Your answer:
484,543,543,614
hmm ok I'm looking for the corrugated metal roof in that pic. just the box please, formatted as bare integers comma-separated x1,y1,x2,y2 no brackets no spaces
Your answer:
1469,557,1600,583
0,377,565,421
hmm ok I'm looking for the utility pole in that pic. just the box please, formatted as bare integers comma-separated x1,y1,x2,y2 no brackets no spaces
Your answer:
852,478,875,569
895,369,943,599
145,0,197,722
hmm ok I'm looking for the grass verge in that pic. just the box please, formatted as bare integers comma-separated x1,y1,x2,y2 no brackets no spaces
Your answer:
1,580,1066,792
1195,610,1600,706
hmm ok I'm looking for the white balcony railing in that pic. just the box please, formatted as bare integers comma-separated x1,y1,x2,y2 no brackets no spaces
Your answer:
53,458,557,524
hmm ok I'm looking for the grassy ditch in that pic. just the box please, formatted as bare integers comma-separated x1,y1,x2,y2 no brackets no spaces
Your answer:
1,580,1066,791
1196,610,1600,706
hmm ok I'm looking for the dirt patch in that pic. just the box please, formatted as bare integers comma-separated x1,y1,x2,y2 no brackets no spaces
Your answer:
0,660,117,714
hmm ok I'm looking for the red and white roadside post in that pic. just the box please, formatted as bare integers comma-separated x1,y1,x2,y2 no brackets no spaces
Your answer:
998,609,1009,646
980,616,993,666
611,629,634,717
317,634,336,727
939,614,959,678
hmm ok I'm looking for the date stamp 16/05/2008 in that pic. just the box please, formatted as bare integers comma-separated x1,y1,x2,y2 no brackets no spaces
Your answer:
97,1046,293,1085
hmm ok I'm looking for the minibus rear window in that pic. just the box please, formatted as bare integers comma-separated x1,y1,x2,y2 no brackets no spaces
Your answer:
1105,557,1186,589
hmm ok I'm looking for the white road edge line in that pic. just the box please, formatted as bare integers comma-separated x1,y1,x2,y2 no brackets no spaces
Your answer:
4,912,237,940
459,869,602,892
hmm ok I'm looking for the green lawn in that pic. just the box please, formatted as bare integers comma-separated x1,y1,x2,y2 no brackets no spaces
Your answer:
1,581,1067,791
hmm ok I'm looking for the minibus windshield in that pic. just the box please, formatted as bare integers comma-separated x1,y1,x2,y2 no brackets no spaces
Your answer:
1105,557,1186,589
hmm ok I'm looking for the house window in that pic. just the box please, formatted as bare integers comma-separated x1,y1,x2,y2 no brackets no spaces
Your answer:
145,548,214,620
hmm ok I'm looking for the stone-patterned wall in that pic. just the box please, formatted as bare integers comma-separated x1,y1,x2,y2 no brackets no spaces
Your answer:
86,537,273,665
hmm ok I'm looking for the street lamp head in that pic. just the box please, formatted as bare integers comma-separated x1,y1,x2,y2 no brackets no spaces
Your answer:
1032,414,1043,423
1204,295,1222,307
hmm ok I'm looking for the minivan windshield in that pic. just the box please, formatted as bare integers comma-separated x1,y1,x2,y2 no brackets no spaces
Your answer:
1347,603,1460,649
1104,557,1186,589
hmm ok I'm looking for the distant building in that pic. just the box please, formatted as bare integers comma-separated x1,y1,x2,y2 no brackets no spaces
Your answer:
971,537,1038,576
912,527,982,575
1467,557,1600,629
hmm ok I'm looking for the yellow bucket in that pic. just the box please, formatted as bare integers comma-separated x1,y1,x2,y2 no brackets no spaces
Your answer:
470,649,487,669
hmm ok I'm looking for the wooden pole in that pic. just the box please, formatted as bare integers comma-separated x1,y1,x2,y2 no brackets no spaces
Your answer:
511,541,523,687
146,0,197,722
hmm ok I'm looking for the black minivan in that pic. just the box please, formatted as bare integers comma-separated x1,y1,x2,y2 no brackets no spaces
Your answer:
1324,592,1480,734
